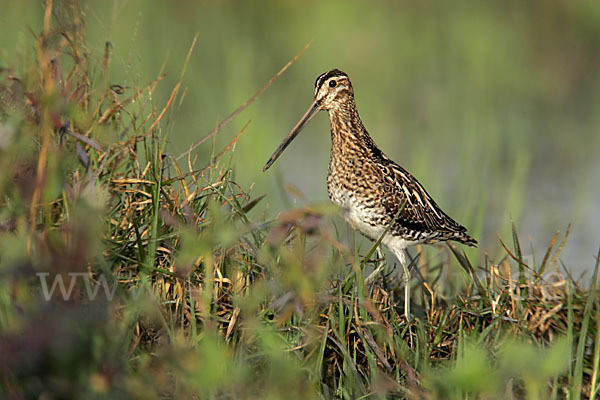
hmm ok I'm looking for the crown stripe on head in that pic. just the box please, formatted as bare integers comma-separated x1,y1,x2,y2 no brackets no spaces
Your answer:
315,69,348,91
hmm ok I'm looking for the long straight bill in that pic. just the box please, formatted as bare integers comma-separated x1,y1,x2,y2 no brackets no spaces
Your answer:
263,100,321,171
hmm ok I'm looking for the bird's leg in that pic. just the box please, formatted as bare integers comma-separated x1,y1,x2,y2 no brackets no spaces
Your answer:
393,248,410,320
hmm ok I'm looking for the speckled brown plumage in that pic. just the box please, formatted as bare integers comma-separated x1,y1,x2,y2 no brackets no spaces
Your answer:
264,69,477,319
322,71,476,248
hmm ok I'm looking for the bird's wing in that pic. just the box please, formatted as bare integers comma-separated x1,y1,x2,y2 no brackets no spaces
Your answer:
378,160,467,237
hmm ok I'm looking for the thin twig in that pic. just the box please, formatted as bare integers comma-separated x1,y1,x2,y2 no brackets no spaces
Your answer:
176,41,311,161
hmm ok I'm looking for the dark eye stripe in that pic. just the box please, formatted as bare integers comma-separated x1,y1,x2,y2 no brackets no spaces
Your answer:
315,69,348,91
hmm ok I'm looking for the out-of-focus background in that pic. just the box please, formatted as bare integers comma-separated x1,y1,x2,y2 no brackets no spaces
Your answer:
2,0,599,271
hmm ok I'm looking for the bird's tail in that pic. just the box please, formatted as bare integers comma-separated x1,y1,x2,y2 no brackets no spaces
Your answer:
453,232,478,248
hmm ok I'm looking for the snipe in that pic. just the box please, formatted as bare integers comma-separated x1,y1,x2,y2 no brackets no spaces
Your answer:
264,69,477,320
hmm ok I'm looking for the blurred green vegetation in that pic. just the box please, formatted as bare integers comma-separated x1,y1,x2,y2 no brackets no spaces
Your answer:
3,0,599,268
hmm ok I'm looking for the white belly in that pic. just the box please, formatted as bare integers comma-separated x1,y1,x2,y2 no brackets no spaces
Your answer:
344,204,385,241
336,194,419,256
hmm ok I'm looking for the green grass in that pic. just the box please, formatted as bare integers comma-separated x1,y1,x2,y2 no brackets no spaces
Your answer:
1,4,599,399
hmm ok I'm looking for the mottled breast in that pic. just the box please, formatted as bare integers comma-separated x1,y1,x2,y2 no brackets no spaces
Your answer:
327,152,390,241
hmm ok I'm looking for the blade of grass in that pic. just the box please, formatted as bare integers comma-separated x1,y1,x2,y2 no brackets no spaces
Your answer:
315,319,329,381
145,145,162,274
572,247,600,399
544,224,571,276
511,220,526,288
566,262,574,386
538,230,558,275
589,310,600,399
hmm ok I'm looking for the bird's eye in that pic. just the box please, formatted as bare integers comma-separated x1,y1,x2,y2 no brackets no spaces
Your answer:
329,80,337,88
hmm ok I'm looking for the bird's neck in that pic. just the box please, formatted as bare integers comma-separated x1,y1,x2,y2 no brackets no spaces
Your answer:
327,99,374,156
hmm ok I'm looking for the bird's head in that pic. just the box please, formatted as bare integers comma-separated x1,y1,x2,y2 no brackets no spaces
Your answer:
263,69,352,171
313,69,353,111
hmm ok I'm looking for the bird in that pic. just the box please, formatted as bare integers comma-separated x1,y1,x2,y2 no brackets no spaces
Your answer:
263,69,477,320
